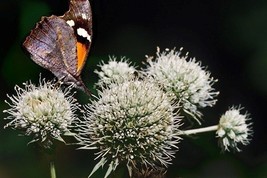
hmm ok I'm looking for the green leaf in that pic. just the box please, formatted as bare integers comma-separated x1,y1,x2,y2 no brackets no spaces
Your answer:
104,162,114,178
88,157,107,178
127,164,133,178
104,159,119,178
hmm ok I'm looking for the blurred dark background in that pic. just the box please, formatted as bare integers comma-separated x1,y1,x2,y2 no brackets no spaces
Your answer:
0,0,267,178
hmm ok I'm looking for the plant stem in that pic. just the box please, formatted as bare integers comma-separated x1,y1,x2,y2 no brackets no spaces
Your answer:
179,125,218,136
50,161,56,178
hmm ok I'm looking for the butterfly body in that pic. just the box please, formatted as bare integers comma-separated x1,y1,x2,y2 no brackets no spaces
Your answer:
23,0,92,95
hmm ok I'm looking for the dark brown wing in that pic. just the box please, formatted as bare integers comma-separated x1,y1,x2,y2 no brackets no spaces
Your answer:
23,0,92,95
61,0,93,75
23,15,77,81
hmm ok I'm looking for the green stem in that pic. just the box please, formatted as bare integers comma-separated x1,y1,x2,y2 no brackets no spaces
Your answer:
50,161,56,178
179,125,218,136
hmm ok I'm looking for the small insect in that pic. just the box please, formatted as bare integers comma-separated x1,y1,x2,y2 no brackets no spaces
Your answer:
23,0,93,95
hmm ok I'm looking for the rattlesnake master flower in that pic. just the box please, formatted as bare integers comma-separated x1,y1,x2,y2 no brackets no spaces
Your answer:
145,48,219,123
3,78,80,147
76,79,181,178
94,56,137,86
216,106,253,152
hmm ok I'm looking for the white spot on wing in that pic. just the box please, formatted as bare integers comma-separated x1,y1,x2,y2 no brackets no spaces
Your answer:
77,28,91,42
81,13,87,19
66,20,75,27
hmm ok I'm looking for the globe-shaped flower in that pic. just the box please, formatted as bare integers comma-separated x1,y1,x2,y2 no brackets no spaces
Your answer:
94,56,137,86
75,79,181,178
145,48,219,123
3,78,80,147
216,106,253,152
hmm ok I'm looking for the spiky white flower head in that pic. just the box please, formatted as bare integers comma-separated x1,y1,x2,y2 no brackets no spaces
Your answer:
3,78,80,148
75,79,181,178
144,47,219,123
94,56,137,86
216,106,252,152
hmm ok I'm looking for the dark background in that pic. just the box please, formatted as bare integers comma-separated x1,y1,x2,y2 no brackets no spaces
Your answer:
0,0,267,178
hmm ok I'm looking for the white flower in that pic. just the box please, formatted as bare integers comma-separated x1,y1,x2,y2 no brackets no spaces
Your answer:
94,56,137,86
144,47,219,123
3,78,80,147
216,106,253,152
75,79,181,178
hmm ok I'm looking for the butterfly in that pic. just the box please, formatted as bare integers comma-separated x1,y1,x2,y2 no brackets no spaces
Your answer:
23,0,92,95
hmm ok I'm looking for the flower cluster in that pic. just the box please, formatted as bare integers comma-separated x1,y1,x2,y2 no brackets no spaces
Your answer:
94,56,137,86
3,47,253,178
76,79,181,177
144,48,219,123
216,106,253,152
3,79,79,147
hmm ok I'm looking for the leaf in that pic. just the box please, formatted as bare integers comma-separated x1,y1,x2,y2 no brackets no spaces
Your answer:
88,157,107,178
54,136,66,144
127,164,133,178
104,159,119,178
104,162,114,178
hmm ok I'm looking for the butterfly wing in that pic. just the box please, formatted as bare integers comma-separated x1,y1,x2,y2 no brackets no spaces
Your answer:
61,0,93,76
23,0,92,95
23,15,77,81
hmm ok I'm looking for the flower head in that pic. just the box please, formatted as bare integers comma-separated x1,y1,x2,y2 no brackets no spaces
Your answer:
144,47,219,123
76,79,181,178
216,106,253,152
94,56,137,86
3,78,80,147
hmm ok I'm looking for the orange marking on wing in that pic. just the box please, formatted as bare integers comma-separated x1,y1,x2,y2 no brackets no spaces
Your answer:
76,42,87,72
